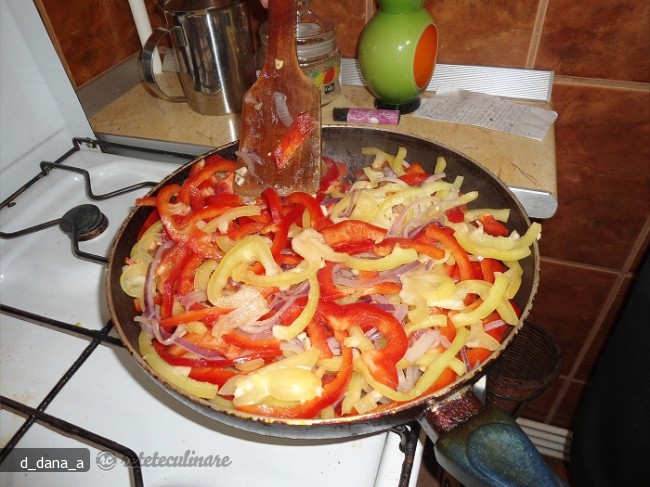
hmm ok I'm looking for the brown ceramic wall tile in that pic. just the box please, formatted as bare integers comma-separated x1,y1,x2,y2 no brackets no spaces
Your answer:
540,84,650,268
526,259,619,378
536,0,650,82
310,0,369,58
422,0,539,68
38,0,144,87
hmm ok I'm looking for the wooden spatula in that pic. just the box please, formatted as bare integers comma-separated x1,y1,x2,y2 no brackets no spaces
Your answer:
234,0,322,197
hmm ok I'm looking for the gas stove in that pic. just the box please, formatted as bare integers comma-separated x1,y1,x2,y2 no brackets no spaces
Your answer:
0,137,424,487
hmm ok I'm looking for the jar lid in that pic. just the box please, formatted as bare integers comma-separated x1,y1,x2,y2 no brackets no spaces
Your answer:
259,4,337,61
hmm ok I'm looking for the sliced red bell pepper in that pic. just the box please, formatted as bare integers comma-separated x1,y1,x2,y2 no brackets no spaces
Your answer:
177,157,237,206
188,366,236,387
445,206,465,223
399,172,431,186
135,196,157,207
156,183,188,243
159,305,232,328
156,244,191,319
320,220,387,248
272,112,318,171
157,189,241,258
285,191,330,230
262,187,283,222
464,310,510,365
424,224,476,281
318,156,340,193
378,238,445,260
317,262,347,300
307,318,334,359
478,214,510,237
335,235,445,262
227,219,268,241
358,279,401,296
222,331,282,354
406,161,426,174
203,191,242,208
176,253,205,296
179,201,242,230
237,331,353,419
433,309,457,343
317,262,401,300
279,296,308,325
317,301,407,389
152,340,271,369
137,208,160,240
274,253,302,266
204,171,235,199
422,367,458,396
268,206,303,257
479,257,506,284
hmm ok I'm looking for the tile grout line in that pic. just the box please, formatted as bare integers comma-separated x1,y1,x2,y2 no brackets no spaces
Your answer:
539,255,634,276
526,0,549,69
554,75,650,92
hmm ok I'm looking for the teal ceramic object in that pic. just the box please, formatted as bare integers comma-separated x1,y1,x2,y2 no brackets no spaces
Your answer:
358,0,438,113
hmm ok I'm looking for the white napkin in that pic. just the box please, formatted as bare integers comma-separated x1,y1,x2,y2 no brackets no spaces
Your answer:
414,85,558,141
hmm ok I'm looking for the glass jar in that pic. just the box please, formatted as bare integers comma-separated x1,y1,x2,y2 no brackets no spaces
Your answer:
258,0,341,105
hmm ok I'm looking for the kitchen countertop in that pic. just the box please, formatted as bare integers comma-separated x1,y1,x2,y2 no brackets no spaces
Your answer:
89,82,557,218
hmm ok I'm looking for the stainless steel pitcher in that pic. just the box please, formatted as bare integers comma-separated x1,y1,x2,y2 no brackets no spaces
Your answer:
142,0,257,115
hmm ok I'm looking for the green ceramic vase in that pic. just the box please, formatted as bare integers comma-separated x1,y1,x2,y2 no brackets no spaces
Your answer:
358,0,438,113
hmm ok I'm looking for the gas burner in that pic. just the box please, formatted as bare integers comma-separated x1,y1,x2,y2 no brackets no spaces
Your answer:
59,204,108,241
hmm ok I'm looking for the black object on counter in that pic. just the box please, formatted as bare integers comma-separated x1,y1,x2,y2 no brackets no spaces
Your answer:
571,250,650,486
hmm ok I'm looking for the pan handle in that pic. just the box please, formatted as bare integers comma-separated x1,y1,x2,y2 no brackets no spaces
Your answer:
418,388,568,487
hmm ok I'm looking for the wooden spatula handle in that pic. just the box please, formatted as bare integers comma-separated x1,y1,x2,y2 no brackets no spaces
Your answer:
265,0,300,70
235,0,322,197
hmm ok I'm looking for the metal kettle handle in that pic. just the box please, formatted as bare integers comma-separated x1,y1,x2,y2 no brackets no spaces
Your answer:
141,26,187,103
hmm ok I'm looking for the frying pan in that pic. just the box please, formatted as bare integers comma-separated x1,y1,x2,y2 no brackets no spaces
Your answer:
107,126,561,486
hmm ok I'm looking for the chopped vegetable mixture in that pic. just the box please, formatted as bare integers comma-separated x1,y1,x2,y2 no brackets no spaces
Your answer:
120,147,541,419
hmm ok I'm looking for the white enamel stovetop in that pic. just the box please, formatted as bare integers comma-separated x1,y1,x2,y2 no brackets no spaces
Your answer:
0,146,424,487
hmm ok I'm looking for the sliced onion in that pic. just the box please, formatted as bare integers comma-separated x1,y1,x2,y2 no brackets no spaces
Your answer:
424,173,446,184
404,329,440,363
143,240,173,319
178,289,208,310
400,365,419,392
338,188,361,219
280,337,305,354
389,197,428,237
273,92,293,127
235,150,263,183
333,269,399,288
484,319,507,331
326,337,341,356
375,175,407,187
237,281,308,334
460,346,472,371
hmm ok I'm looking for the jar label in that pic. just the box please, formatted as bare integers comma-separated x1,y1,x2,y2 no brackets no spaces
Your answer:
304,58,341,104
